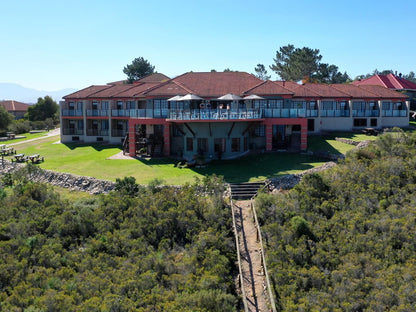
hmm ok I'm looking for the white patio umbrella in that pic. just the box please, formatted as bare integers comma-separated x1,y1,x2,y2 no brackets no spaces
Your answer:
243,94,265,100
217,93,243,101
167,95,183,101
177,93,204,101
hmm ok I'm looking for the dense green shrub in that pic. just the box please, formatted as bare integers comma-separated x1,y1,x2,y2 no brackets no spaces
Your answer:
0,175,237,311
257,131,416,311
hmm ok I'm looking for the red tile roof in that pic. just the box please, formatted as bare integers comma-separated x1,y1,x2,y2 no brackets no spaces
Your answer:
352,73,416,90
144,80,194,97
0,100,30,112
303,83,350,98
88,84,138,98
63,85,112,99
171,72,263,97
62,72,410,101
355,85,408,99
244,80,293,96
115,82,161,98
137,73,170,83
331,84,379,98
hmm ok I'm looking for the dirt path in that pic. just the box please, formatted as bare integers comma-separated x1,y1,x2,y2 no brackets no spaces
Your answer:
233,200,270,312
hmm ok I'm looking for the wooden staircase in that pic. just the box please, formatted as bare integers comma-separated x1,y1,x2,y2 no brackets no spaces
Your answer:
229,182,264,200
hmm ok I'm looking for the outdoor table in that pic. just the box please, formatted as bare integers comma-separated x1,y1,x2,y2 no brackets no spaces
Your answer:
14,153,26,162
28,154,44,163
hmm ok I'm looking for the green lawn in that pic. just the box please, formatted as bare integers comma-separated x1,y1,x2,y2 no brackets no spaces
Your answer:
1,131,49,144
5,132,372,185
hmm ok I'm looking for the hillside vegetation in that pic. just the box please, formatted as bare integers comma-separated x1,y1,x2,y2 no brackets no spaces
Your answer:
0,175,238,311
256,129,416,311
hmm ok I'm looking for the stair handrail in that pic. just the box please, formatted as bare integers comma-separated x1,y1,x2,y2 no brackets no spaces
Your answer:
251,189,278,312
229,185,249,312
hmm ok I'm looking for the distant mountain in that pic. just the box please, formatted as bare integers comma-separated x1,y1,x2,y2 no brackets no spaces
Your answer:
0,83,78,104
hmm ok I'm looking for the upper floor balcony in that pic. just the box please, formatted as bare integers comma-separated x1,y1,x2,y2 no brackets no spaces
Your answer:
352,110,380,117
320,110,350,117
87,109,109,117
381,110,407,117
168,109,262,121
62,128,84,135
62,109,83,117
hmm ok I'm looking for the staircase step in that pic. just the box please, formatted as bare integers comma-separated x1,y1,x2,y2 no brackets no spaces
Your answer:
229,182,264,199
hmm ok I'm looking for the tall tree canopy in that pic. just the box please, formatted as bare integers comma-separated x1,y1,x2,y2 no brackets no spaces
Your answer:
123,57,155,83
254,64,271,80
0,106,14,132
270,44,349,83
26,96,59,122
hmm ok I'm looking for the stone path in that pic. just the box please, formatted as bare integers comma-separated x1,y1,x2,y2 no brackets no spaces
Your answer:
233,200,270,312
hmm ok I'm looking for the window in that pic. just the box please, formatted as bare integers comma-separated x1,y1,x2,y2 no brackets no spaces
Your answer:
293,101,306,109
382,102,392,110
197,138,208,154
353,118,367,127
102,101,109,110
126,101,135,109
231,138,240,152
352,101,365,111
308,119,315,132
117,101,123,109
254,125,265,137
69,102,75,109
268,99,283,108
370,118,377,127
214,138,226,153
92,101,99,110
186,137,193,151
322,100,335,110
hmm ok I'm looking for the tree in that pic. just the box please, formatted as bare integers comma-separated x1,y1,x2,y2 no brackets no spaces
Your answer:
26,96,59,122
404,71,416,83
270,44,322,81
270,44,349,83
123,57,155,83
254,64,271,80
0,105,14,132
315,64,350,84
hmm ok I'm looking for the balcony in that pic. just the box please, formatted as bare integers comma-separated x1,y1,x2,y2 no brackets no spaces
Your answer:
382,110,407,117
352,110,380,117
112,109,132,117
62,109,83,117
263,108,306,118
168,109,262,121
320,110,350,117
62,128,84,135
87,109,109,117
86,129,109,136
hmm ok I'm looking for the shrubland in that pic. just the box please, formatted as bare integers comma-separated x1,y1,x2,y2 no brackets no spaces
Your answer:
256,129,416,311
0,173,238,311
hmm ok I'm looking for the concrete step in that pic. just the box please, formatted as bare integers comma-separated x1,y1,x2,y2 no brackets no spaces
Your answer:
229,182,264,200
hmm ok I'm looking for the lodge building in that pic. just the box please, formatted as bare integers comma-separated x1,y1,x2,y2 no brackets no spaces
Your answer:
61,71,409,160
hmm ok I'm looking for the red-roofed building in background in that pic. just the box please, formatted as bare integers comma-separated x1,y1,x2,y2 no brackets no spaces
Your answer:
61,71,409,160
0,100,31,119
353,73,416,110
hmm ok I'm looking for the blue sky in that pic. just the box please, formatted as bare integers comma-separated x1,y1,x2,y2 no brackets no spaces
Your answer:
1,0,415,91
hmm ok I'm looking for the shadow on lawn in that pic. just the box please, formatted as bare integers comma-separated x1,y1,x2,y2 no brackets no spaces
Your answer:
137,152,326,184
62,143,121,151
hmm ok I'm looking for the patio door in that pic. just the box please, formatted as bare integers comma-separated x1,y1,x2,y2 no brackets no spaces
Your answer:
272,125,286,149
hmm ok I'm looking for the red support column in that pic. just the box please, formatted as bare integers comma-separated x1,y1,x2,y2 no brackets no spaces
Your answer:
300,122,308,151
128,120,137,157
163,123,170,156
265,124,273,151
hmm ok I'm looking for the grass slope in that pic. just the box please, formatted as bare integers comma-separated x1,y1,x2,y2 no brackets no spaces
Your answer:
6,132,368,184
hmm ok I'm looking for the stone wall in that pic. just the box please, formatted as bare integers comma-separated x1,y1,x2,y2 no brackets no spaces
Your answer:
0,160,115,194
